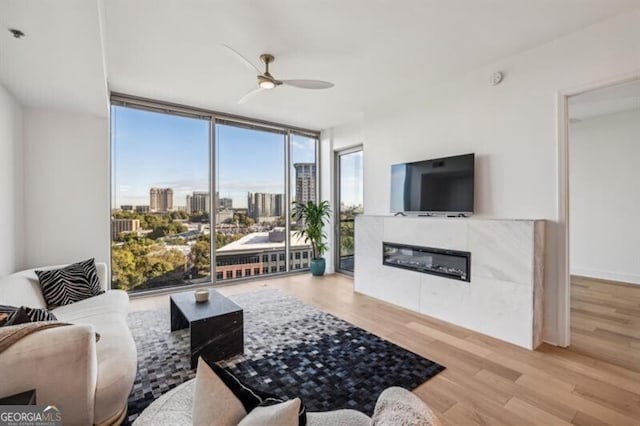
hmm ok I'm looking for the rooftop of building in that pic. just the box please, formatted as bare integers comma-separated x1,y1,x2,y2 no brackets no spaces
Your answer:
217,230,310,253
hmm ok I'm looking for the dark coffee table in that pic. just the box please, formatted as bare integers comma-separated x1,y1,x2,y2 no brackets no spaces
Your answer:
170,288,244,369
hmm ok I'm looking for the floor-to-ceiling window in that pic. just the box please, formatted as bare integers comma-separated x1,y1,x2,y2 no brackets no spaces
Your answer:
213,125,318,282
214,123,288,281
290,133,318,271
110,105,211,292
110,97,319,291
336,147,363,274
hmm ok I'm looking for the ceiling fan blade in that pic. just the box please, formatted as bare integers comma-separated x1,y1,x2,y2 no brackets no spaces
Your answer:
237,87,264,104
221,44,261,74
280,79,334,89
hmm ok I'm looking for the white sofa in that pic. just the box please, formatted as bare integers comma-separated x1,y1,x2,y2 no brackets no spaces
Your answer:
0,263,137,426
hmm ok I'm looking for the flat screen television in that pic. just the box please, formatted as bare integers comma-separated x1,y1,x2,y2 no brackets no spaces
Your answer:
390,153,475,215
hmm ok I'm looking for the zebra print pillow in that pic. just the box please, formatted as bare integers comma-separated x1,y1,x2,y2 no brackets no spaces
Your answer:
0,305,58,326
35,258,105,309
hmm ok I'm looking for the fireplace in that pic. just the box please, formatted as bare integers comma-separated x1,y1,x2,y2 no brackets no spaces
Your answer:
382,242,471,282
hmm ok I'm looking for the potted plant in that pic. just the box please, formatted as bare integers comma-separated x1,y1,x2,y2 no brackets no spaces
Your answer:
292,200,332,276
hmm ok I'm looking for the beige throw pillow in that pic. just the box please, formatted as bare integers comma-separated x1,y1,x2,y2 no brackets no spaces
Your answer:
238,398,301,426
192,357,247,426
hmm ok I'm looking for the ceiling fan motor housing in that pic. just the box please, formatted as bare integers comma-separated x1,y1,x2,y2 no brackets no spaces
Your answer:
260,53,275,65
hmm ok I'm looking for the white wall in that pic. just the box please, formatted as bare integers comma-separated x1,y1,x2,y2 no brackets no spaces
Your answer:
319,129,335,274
328,119,364,152
0,84,24,275
22,108,110,269
323,10,640,345
570,108,640,284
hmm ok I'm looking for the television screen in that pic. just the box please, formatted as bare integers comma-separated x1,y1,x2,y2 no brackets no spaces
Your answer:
390,153,474,214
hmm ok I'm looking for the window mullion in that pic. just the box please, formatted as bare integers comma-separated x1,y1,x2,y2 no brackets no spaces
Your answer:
285,131,292,273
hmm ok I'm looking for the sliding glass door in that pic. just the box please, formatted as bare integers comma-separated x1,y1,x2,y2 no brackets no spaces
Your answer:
336,147,363,274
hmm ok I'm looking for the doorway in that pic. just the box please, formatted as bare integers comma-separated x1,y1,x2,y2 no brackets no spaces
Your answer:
335,147,363,275
566,78,640,371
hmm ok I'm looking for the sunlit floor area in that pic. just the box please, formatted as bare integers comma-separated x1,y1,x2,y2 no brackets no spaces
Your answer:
130,274,640,425
570,275,640,374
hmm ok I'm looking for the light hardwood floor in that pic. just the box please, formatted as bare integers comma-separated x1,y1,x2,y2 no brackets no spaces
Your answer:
570,275,640,374
130,274,640,425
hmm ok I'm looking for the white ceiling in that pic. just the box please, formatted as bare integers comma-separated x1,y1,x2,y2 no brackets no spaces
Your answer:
569,79,640,120
1,0,639,129
0,0,108,117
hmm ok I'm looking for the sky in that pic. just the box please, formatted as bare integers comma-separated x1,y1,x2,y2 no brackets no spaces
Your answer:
338,150,364,208
111,106,326,209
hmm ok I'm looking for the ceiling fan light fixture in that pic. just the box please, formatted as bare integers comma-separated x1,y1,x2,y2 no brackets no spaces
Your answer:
257,74,276,89
259,80,275,89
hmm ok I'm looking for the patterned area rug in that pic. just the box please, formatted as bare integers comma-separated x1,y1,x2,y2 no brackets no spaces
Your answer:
124,289,444,424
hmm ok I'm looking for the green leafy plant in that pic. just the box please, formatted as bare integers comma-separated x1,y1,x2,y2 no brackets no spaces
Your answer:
291,200,332,260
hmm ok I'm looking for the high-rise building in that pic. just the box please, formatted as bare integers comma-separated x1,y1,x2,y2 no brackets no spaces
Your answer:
135,205,150,213
294,163,316,205
120,205,133,211
247,192,266,219
247,193,285,220
186,192,210,214
111,218,141,240
219,197,233,210
274,194,284,216
214,192,233,211
149,188,174,212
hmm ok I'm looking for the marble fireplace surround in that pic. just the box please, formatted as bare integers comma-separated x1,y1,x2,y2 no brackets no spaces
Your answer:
354,216,545,350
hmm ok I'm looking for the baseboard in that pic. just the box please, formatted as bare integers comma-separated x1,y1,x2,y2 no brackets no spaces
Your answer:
570,267,640,285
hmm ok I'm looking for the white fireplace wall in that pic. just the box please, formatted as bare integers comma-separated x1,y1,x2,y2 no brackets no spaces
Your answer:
355,215,544,349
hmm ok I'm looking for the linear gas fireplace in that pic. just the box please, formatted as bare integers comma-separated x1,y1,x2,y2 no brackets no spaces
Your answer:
382,242,471,282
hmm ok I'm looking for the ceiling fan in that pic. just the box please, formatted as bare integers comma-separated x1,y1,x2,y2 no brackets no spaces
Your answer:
222,44,334,104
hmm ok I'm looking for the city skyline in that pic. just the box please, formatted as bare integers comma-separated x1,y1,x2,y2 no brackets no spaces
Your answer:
112,106,323,209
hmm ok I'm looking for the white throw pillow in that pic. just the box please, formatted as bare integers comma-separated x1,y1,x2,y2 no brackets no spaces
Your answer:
192,357,247,426
238,398,301,426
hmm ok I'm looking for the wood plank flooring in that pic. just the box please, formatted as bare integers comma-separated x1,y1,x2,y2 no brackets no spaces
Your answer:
570,275,640,374
129,274,640,425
